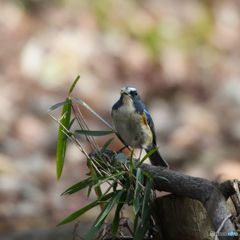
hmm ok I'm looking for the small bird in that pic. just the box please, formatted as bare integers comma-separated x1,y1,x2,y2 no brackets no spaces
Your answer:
111,86,169,168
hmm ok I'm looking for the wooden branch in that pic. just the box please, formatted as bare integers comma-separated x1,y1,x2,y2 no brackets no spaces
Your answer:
89,149,239,240
139,163,237,239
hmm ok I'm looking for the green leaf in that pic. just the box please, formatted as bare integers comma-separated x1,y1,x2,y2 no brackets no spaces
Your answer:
72,97,115,131
154,175,170,183
100,176,121,199
133,208,151,240
102,153,112,163
86,210,107,240
69,75,80,95
91,176,108,181
126,190,134,206
136,168,144,185
115,153,127,164
62,131,73,140
113,181,118,192
88,158,102,199
142,170,152,180
56,98,72,179
87,184,93,199
101,138,114,154
112,190,128,239
86,190,124,240
75,130,114,136
133,194,140,215
62,118,75,140
48,100,71,112
93,157,119,173
136,148,158,168
133,168,143,215
141,179,153,226
93,171,126,189
134,214,139,235
56,191,117,226
61,177,92,196
95,190,124,226
129,148,135,172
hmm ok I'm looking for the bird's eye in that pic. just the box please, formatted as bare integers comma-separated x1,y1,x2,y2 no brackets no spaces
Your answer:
130,91,138,97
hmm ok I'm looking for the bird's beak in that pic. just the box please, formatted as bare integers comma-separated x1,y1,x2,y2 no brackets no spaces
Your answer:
120,89,129,95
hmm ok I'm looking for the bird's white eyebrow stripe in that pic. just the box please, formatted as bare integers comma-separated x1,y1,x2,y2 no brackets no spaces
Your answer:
122,86,137,92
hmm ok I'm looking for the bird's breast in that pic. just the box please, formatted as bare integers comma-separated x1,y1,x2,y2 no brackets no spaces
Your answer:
112,103,152,149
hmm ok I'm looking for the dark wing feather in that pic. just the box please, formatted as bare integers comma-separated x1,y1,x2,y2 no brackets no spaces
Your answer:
144,108,157,147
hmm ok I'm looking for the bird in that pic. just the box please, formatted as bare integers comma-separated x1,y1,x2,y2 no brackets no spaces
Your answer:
111,86,169,168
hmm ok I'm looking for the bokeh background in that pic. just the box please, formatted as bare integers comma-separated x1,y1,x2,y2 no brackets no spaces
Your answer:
1,0,240,238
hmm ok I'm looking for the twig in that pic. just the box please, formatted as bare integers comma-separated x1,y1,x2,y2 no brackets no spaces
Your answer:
74,103,100,152
122,219,134,237
73,221,84,240
215,214,233,240
48,112,87,156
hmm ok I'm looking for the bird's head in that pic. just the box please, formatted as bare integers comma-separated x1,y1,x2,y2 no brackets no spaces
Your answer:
120,86,140,100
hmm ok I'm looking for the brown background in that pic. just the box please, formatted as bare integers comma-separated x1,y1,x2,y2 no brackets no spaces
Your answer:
0,0,240,237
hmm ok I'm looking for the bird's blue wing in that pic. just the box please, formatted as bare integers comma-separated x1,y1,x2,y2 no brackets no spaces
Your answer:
134,100,157,147
144,109,157,147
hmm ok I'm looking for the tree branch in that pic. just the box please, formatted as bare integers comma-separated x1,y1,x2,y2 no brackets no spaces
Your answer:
139,163,237,239
89,149,239,240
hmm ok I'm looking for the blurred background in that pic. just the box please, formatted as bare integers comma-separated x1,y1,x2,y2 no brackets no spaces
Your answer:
1,0,240,238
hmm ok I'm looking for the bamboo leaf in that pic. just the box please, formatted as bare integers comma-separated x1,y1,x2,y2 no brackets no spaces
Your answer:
62,118,75,140
94,157,119,172
112,190,128,239
95,190,123,226
133,194,140,215
86,210,107,240
133,208,151,240
48,100,71,112
93,171,126,189
154,175,170,183
88,158,103,203
61,177,92,196
129,148,135,172
113,181,118,192
137,168,144,186
56,191,117,226
87,184,93,199
85,200,109,240
56,98,71,179
69,75,80,95
100,176,122,199
75,130,114,136
126,190,134,206
72,97,115,131
101,138,114,154
141,179,153,225
115,153,127,164
71,97,129,150
142,170,152,180
137,148,158,168
133,168,143,215
86,190,123,240
134,214,139,235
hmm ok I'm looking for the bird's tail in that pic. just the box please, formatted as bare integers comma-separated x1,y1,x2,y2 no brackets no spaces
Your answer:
146,149,169,168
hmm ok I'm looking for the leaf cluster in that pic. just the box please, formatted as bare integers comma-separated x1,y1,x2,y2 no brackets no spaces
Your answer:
48,76,158,239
